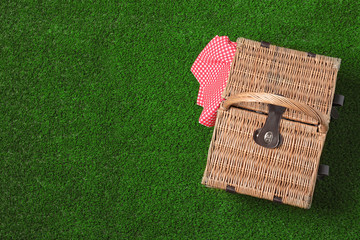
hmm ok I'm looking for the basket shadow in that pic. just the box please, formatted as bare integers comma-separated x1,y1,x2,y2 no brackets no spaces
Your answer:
301,99,360,215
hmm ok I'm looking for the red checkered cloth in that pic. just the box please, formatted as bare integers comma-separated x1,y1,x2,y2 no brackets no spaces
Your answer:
191,36,237,127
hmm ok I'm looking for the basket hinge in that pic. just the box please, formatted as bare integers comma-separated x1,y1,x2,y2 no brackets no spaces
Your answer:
331,94,344,120
273,196,283,204
260,41,270,48
317,164,329,180
226,185,236,193
307,52,316,57
333,94,344,107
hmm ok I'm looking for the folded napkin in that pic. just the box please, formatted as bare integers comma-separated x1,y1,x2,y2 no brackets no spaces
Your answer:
191,36,237,127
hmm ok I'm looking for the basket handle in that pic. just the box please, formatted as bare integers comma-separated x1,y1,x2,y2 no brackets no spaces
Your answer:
222,92,329,133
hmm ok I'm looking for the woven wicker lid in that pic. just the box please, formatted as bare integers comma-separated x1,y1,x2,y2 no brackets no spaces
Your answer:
223,38,341,125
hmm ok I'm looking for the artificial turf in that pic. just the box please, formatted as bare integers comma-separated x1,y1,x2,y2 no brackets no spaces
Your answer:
1,0,360,239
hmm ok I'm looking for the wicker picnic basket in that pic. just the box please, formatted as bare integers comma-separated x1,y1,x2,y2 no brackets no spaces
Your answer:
202,38,342,209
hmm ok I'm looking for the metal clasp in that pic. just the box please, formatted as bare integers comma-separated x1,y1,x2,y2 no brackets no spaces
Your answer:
254,104,286,149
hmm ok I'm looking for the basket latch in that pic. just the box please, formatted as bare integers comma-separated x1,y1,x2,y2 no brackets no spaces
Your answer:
253,104,286,149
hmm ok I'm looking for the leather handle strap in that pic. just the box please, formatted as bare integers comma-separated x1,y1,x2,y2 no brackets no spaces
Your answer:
222,92,329,133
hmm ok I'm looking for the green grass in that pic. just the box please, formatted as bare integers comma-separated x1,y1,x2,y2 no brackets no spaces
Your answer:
1,0,360,239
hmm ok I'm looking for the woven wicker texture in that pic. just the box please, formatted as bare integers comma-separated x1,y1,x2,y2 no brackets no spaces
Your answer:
223,38,341,125
223,92,329,133
203,38,341,208
202,106,326,208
